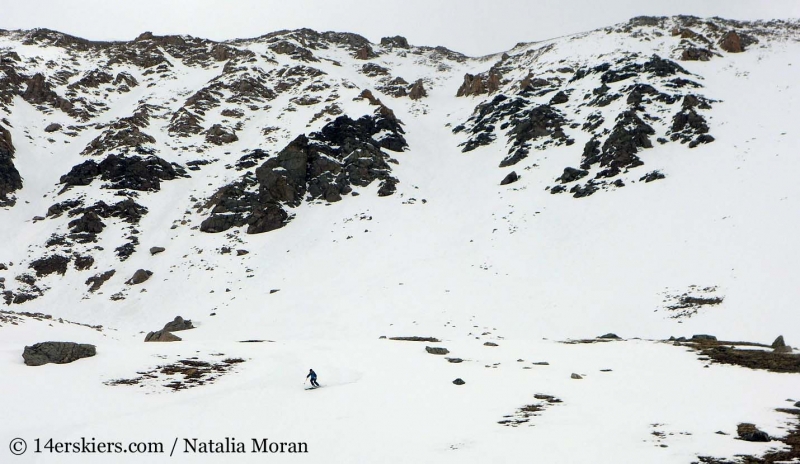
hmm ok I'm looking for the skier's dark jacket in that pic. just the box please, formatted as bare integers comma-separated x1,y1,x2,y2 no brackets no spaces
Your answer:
307,369,317,380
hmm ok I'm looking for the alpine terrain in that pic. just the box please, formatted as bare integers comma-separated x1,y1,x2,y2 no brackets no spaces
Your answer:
2,15,800,463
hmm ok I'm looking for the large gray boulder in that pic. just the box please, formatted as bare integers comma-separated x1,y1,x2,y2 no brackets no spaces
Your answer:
126,269,152,285
22,342,96,366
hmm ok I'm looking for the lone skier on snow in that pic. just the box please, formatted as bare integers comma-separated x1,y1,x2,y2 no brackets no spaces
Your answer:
306,369,319,388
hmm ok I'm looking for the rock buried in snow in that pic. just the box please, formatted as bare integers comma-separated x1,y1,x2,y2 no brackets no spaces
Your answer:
772,335,786,348
737,423,770,442
774,345,793,354
425,346,449,355
23,342,96,366
446,358,464,363
126,269,152,285
598,333,621,339
144,330,182,342
453,378,465,385
149,246,165,255
162,316,193,332
484,342,498,347
691,334,717,341
571,373,583,379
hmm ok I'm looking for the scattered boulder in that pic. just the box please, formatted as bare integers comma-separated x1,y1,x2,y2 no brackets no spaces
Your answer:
453,378,465,385
236,249,249,256
205,124,238,145
736,423,770,442
557,167,589,184
500,171,519,185
681,47,714,62
380,36,410,48
598,333,621,339
571,373,583,379
22,342,96,366
126,269,152,285
390,336,440,342
549,91,569,105
691,334,717,341
484,342,498,347
149,246,165,255
29,255,70,277
446,358,464,363
425,346,449,355
44,123,62,133
162,316,193,332
144,330,182,342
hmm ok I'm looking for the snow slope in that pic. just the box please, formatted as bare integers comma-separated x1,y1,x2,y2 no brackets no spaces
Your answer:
2,16,800,463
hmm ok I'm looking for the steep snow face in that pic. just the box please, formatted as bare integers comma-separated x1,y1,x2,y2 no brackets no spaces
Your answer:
1,16,800,464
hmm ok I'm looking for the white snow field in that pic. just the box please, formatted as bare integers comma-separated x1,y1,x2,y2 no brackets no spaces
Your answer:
1,16,800,463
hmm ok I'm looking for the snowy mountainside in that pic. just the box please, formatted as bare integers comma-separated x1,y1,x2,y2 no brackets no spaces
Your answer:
2,15,800,463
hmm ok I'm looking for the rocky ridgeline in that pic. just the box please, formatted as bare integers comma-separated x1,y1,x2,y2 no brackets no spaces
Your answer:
452,15,800,199
455,52,715,198
200,112,406,234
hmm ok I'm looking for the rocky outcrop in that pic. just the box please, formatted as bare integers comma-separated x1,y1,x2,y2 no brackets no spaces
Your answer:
380,36,410,48
719,30,744,53
408,79,427,100
23,342,96,366
0,123,22,207
201,114,405,235
29,255,70,277
60,155,187,192
457,73,501,97
425,346,449,355
681,47,714,61
205,124,238,145
737,423,770,442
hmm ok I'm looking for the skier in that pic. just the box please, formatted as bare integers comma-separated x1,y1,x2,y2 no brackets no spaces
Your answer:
306,369,319,388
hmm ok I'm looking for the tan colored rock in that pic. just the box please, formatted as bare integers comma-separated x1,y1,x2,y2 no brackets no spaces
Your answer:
720,30,744,53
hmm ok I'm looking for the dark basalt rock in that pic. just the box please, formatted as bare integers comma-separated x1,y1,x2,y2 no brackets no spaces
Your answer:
639,170,665,183
500,171,519,185
549,91,569,105
73,255,94,271
582,110,652,172
60,154,186,192
29,255,70,277
44,123,62,133
23,342,96,366
570,181,599,198
737,423,770,442
144,330,181,342
68,211,105,234
557,167,589,184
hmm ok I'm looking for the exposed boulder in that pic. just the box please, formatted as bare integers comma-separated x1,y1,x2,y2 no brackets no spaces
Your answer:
149,246,165,255
144,330,181,342
205,124,238,145
737,423,770,442
549,91,569,105
772,336,786,348
571,373,583,379
598,333,621,339
44,123,62,133
681,47,714,62
691,334,717,341
557,167,589,184
484,342,498,347
453,378,466,385
126,269,152,285
425,346,449,355
162,316,193,332
500,171,519,185
23,342,96,366
68,211,105,234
